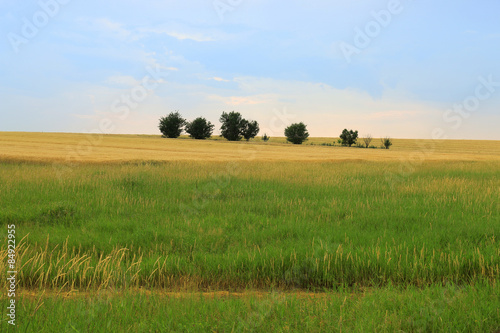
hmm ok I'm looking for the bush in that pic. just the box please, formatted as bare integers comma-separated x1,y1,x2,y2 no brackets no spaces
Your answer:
381,137,393,149
284,122,309,144
219,111,260,141
339,129,359,147
242,120,260,141
362,134,373,148
158,111,186,138
262,134,271,142
185,117,214,140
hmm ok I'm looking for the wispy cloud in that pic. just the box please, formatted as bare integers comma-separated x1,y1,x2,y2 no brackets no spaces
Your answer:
208,94,271,106
165,31,215,42
212,77,231,82
77,17,143,41
137,23,226,42
367,110,425,120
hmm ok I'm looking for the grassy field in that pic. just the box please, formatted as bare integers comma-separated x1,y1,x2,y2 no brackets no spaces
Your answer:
4,285,500,332
1,132,499,331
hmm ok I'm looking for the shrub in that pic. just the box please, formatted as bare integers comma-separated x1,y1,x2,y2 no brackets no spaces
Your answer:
381,137,393,149
185,117,214,140
284,122,309,144
262,134,270,142
339,129,359,147
158,111,186,138
362,134,373,148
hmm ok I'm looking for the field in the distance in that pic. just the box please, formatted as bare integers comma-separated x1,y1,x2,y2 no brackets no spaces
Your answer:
1,132,499,332
2,131,500,163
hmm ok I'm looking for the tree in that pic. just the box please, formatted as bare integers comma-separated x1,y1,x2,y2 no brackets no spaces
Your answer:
219,111,260,141
362,134,373,148
381,137,393,149
242,120,260,141
219,111,244,141
185,117,214,140
158,111,186,138
284,122,309,144
339,129,358,147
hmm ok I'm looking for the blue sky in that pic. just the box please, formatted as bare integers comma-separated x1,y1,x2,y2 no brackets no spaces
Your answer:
1,0,499,139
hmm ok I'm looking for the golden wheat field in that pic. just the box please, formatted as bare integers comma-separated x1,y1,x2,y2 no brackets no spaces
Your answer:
1,131,500,163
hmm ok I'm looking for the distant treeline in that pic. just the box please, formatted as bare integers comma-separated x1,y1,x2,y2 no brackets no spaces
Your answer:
159,111,393,148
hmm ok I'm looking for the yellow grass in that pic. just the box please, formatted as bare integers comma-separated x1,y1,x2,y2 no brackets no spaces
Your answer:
1,132,499,163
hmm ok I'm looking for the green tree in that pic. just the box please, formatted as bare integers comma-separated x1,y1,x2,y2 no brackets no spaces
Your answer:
339,129,358,147
219,111,245,141
158,111,186,138
242,120,260,141
284,122,309,144
185,117,214,140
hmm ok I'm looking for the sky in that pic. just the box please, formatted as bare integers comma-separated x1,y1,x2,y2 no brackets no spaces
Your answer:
1,0,499,139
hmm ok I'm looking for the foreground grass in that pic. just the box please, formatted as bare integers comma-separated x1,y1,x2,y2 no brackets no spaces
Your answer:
1,284,499,332
1,159,498,290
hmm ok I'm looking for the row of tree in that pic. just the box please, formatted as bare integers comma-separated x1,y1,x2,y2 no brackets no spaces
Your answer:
338,129,393,149
159,111,259,141
158,112,392,148
281,125,392,149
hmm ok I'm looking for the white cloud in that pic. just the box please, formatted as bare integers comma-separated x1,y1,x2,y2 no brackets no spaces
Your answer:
212,77,230,82
137,24,224,42
200,77,444,138
208,94,273,106
164,31,215,42
76,17,144,41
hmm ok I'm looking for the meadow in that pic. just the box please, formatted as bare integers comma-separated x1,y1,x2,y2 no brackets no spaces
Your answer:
1,132,499,332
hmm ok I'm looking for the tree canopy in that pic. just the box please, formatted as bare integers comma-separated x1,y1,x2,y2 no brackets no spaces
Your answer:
158,111,186,138
284,122,309,144
185,117,214,140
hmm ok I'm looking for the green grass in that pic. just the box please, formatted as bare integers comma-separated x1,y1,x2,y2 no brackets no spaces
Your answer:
1,284,499,332
1,148,499,332
1,160,498,290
